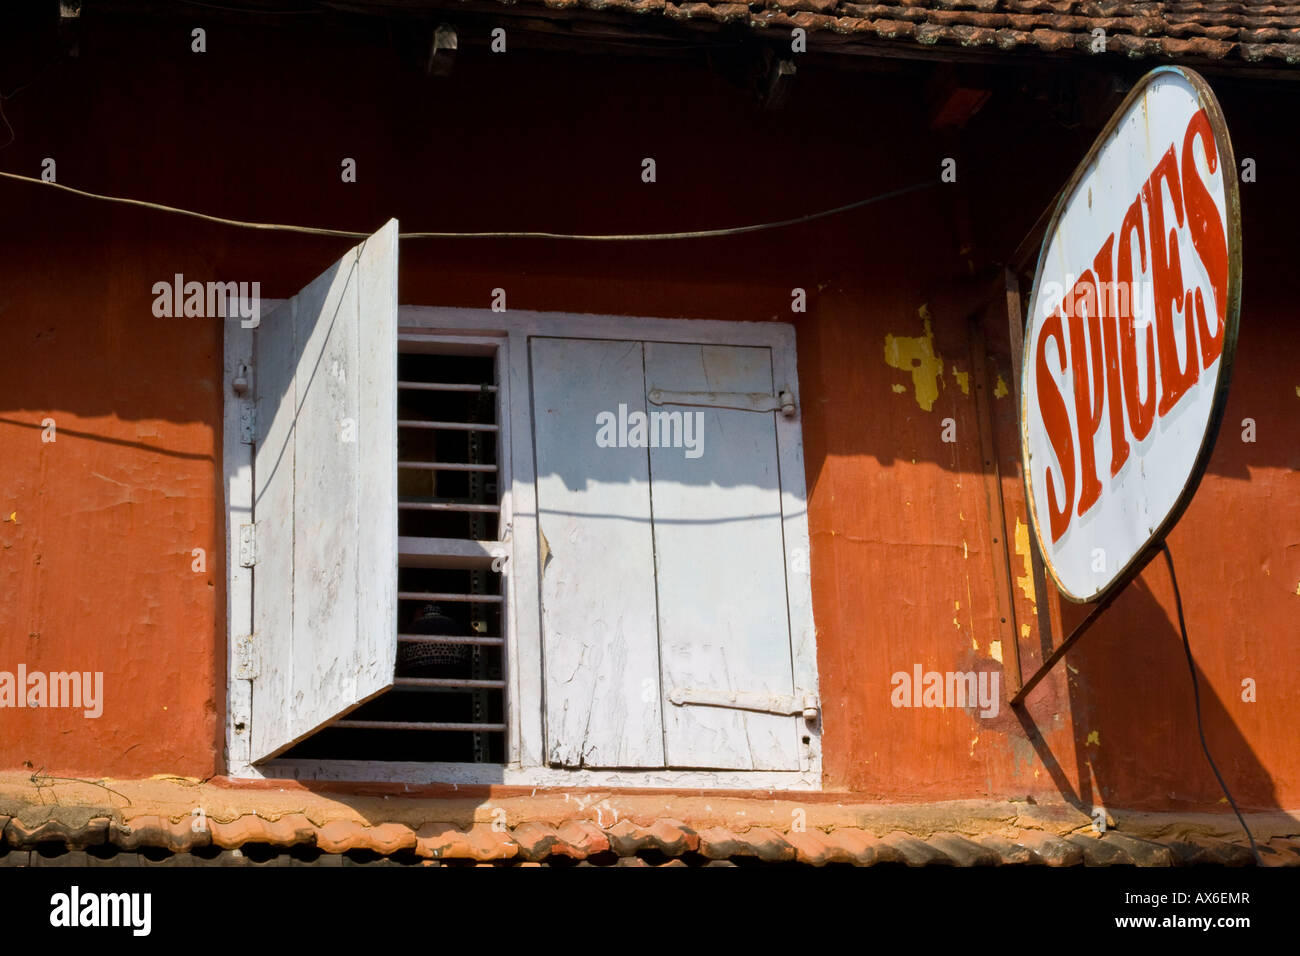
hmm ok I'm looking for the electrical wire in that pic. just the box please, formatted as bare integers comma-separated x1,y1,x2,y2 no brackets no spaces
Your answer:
0,169,935,241
1162,541,1264,866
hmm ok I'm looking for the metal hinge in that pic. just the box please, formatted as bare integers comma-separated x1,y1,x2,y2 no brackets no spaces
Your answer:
238,399,257,444
238,524,256,568
668,688,819,720
648,388,796,418
233,633,259,679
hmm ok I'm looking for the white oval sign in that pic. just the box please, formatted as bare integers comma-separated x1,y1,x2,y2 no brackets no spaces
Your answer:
1020,66,1241,603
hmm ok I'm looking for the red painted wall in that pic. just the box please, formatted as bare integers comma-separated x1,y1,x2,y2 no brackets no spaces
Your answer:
1,14,1296,811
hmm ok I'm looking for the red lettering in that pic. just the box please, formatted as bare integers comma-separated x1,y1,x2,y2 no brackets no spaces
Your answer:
1143,146,1199,416
1117,196,1156,442
1181,108,1229,368
1065,272,1104,516
1092,234,1131,477
1037,306,1076,543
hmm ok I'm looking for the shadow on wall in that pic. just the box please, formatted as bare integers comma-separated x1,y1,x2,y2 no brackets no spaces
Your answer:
1017,570,1275,814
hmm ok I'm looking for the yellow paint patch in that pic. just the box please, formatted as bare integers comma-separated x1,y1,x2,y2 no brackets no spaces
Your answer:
1014,518,1036,607
1295,581,1300,596
952,366,970,395
962,539,968,559
1295,386,1300,398
969,736,979,757
993,374,1009,399
884,313,944,411
891,384,906,394
1086,731,1100,746
989,640,1003,663
1020,624,1031,639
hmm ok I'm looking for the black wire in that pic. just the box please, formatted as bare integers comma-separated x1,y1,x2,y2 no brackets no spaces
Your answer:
1161,541,1264,866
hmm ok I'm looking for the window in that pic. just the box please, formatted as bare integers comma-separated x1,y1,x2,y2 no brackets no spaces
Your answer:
223,222,822,788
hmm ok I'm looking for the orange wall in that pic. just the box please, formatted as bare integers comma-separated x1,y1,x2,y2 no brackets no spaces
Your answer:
0,16,1296,810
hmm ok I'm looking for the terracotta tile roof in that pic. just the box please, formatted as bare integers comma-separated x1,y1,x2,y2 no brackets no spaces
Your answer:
4,811,1298,866
504,0,1300,67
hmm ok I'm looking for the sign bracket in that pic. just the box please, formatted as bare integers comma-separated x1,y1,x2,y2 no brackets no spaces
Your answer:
1008,545,1159,708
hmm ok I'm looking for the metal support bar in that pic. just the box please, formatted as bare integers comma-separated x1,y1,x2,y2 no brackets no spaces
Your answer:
1009,547,1158,707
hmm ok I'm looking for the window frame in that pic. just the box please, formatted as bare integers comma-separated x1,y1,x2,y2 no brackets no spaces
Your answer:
224,305,822,789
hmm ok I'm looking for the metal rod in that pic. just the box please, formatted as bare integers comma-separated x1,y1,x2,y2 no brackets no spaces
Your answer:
394,677,506,689
332,720,506,732
398,634,504,646
398,461,497,472
398,500,500,512
398,591,503,603
398,420,499,432
397,381,498,393
1010,547,1158,707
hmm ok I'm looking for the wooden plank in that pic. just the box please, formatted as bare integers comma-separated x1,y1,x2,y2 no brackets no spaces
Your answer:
530,337,664,768
769,324,821,775
222,306,255,772
249,220,398,762
250,292,297,762
969,320,1022,693
645,342,799,771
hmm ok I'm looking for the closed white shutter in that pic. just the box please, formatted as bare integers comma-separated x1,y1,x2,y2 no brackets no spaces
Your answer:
531,338,664,768
249,220,399,763
645,343,799,770
531,336,801,771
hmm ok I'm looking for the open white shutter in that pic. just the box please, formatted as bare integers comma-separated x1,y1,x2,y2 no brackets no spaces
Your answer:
249,220,399,762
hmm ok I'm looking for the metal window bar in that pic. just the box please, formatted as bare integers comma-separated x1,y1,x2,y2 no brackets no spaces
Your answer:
322,343,507,760
398,381,499,393
397,420,499,432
